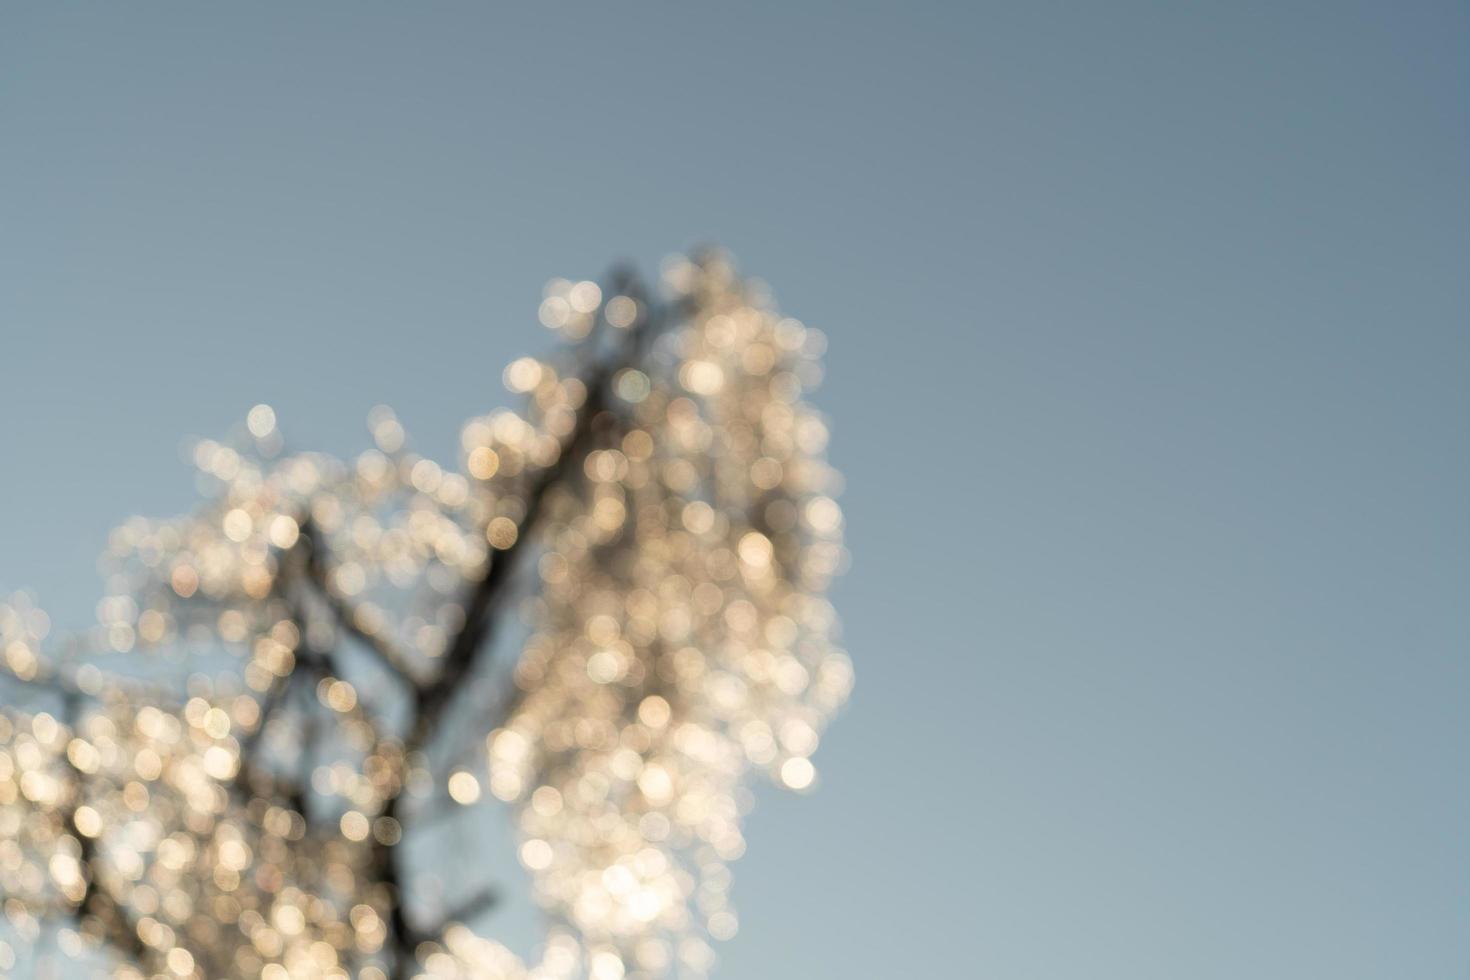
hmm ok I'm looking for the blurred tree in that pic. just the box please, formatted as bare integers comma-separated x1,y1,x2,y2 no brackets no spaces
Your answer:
0,251,849,980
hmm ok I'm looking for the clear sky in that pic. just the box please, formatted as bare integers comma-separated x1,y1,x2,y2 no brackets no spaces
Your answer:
2,3,1467,978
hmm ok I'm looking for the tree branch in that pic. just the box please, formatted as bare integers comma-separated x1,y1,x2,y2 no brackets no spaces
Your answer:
298,518,425,688
373,270,664,980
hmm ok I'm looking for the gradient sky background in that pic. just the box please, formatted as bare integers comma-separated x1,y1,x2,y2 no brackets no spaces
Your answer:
2,3,1467,978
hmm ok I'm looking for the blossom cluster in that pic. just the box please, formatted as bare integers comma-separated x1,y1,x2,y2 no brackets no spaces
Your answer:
0,252,848,980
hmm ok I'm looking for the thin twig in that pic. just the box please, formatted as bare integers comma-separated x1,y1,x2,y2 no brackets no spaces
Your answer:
299,519,424,687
